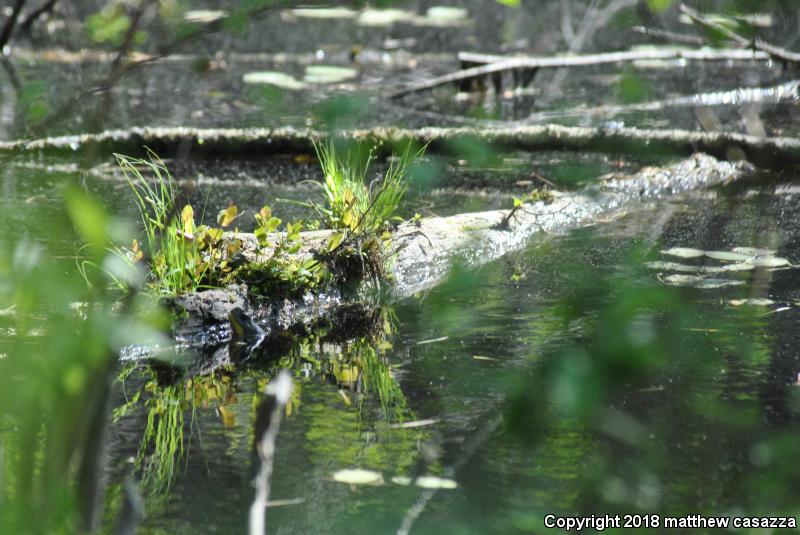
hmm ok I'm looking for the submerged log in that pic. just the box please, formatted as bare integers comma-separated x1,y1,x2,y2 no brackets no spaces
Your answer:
157,153,752,375
4,125,800,169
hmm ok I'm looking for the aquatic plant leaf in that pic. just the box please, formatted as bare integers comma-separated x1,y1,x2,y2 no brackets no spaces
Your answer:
332,468,384,485
327,232,343,252
217,204,239,228
243,71,306,90
661,247,704,258
181,205,195,236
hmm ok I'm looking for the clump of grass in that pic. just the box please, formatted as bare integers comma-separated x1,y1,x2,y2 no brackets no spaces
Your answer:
115,151,239,295
116,151,199,295
312,140,424,234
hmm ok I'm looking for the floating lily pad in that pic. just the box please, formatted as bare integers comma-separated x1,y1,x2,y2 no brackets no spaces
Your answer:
289,7,357,19
661,247,704,258
332,468,383,485
389,475,457,489
645,261,703,273
357,9,414,26
704,250,754,262
730,298,775,306
705,262,755,273
694,279,745,289
732,246,776,256
751,256,791,268
425,6,469,21
414,475,458,489
184,10,227,23
662,274,705,285
242,71,306,90
411,6,470,26
303,65,358,84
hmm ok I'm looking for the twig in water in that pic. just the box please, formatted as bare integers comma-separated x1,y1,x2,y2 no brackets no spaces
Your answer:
249,371,293,535
631,25,705,45
679,4,800,65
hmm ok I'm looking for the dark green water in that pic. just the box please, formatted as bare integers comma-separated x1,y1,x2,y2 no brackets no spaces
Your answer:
92,176,800,534
3,1,800,533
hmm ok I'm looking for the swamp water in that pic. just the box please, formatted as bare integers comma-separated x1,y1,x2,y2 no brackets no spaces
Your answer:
120,175,800,534
3,2,800,533
5,159,799,534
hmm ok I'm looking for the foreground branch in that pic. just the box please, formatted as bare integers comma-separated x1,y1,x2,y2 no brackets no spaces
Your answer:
5,124,799,169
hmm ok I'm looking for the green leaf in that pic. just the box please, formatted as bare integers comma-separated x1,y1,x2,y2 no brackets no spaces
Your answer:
65,187,108,252
646,0,673,12
181,205,195,236
494,0,520,7
327,232,343,252
217,204,239,228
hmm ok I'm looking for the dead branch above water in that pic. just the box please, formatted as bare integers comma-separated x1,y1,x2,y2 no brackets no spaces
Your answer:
3,124,800,169
389,48,773,99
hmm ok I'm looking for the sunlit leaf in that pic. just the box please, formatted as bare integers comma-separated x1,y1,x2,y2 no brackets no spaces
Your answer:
181,205,195,236
217,204,240,228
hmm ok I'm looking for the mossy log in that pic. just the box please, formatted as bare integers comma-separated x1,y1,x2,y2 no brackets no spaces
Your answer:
4,125,799,169
161,153,751,374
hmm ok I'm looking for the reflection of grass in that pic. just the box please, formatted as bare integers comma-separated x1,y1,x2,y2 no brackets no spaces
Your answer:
137,383,187,493
359,342,406,415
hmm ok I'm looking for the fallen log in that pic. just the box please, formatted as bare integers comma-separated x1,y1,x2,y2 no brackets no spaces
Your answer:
4,125,800,169
152,153,751,375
